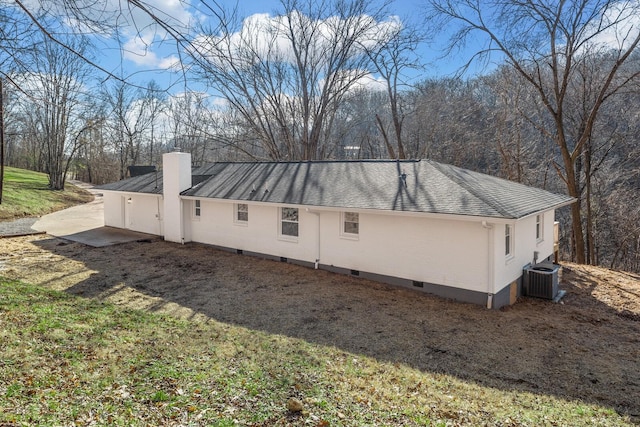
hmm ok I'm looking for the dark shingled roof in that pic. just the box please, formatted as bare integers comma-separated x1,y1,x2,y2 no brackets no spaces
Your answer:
98,164,213,194
99,169,163,194
127,165,157,177
100,160,575,219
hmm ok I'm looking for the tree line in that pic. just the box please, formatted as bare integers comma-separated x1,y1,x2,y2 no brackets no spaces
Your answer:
1,0,639,272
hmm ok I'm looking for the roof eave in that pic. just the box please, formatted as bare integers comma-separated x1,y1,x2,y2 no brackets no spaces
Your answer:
101,188,163,195
179,195,533,223
515,197,578,220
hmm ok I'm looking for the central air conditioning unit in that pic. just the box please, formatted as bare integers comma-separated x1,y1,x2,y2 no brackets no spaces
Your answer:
523,262,560,300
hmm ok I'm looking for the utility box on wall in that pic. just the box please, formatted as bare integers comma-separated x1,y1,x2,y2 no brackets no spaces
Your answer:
523,263,560,300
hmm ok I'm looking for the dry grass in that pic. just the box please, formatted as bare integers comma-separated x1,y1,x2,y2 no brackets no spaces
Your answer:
1,234,639,425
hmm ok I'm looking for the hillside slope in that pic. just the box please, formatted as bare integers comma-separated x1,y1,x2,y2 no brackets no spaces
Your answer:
560,262,640,320
1,235,639,424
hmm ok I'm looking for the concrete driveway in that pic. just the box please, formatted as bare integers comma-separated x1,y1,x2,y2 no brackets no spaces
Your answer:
31,181,157,247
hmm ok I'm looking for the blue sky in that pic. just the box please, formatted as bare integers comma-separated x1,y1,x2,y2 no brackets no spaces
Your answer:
25,0,640,94
100,0,473,92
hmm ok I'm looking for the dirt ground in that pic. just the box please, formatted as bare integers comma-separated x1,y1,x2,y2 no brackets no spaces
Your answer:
1,234,639,421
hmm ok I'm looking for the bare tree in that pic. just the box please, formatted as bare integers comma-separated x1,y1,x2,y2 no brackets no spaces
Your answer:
103,81,156,179
16,33,94,189
0,5,39,79
189,0,395,160
8,0,190,89
407,78,492,168
140,80,167,165
427,0,640,264
481,67,554,187
73,115,120,185
364,16,423,159
168,91,208,163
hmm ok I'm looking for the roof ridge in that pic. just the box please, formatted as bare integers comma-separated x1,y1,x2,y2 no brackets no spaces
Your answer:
202,159,422,165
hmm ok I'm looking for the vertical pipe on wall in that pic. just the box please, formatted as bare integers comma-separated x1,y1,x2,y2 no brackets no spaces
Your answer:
482,221,494,309
306,208,321,268
180,198,185,244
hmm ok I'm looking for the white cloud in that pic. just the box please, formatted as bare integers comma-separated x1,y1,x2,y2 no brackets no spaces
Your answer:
158,55,182,70
116,0,194,70
121,30,181,71
194,11,402,68
18,0,196,70
584,1,640,51
122,33,158,66
352,73,388,92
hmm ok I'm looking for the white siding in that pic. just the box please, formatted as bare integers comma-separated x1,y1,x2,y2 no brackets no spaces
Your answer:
188,201,317,263
103,191,163,236
321,211,490,292
493,210,556,294
188,201,490,293
103,192,123,228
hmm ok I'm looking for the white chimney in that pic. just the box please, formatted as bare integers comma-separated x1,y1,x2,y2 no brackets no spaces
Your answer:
162,151,191,243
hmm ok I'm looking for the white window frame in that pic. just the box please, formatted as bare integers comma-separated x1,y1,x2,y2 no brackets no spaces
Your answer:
341,211,359,239
279,207,299,240
536,214,543,243
193,199,201,219
234,203,248,225
505,224,514,259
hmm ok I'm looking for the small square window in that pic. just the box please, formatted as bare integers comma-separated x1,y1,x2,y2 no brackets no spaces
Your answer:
280,207,299,237
236,203,248,223
342,212,359,235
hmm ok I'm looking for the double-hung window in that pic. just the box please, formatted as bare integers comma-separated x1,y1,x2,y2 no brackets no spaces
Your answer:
194,200,201,218
235,203,248,224
280,207,299,238
536,214,543,242
342,212,359,237
505,224,513,257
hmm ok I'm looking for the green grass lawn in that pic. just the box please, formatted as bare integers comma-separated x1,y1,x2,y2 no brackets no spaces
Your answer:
0,167,93,221
0,278,631,426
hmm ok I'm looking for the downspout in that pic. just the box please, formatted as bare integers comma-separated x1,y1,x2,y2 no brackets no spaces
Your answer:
179,197,185,244
306,208,321,269
482,221,494,309
156,196,162,236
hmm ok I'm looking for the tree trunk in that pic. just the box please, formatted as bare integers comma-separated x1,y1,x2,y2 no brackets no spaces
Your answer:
584,139,596,265
376,114,396,159
569,186,586,264
560,138,586,264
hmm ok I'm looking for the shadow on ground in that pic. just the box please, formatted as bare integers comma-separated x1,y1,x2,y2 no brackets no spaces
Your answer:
30,237,640,420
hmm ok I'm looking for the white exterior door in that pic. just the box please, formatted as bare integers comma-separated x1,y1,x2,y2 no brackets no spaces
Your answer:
123,196,132,229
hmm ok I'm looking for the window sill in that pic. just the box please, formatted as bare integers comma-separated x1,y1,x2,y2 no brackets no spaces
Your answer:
278,235,298,243
234,221,248,227
340,233,359,241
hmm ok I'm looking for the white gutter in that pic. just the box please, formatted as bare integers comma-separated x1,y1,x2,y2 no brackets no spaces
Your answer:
179,198,185,244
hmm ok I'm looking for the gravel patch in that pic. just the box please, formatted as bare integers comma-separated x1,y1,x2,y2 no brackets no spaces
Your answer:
0,217,42,237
